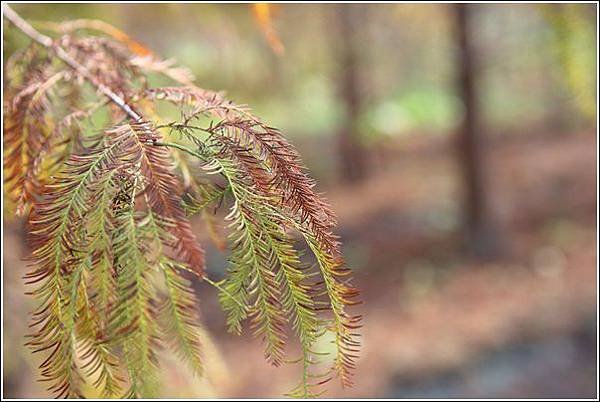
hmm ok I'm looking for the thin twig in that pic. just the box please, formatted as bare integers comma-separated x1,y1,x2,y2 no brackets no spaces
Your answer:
2,4,142,122
201,275,245,308
153,141,209,162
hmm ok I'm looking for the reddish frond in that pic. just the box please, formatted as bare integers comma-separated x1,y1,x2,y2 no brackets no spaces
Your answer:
3,65,64,214
142,86,339,249
41,18,195,84
114,122,206,275
28,108,90,188
210,118,340,252
45,18,154,57
57,35,143,92
210,134,274,195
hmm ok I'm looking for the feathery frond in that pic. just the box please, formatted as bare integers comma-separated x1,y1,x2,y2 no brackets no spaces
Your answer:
110,193,160,398
4,8,360,398
3,55,64,214
25,128,135,397
158,260,205,376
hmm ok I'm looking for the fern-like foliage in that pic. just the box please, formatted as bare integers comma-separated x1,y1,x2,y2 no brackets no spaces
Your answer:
3,10,360,398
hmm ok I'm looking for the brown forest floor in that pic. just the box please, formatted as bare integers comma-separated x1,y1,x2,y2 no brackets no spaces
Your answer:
2,129,597,398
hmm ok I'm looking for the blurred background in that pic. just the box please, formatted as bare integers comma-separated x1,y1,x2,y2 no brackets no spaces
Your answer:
3,2,597,399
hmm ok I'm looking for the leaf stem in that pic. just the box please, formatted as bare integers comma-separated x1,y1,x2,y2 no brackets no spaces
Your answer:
201,275,244,308
153,141,209,162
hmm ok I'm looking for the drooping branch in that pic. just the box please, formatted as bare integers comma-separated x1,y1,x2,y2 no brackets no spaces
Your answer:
4,5,361,397
2,4,142,122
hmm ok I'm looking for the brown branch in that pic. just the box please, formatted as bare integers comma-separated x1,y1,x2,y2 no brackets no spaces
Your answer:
2,4,142,122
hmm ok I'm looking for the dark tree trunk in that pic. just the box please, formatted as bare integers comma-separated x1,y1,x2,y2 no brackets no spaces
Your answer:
336,4,367,184
455,4,500,258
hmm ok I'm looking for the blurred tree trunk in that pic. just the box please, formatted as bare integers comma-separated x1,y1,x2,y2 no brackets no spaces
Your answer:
336,4,367,184
455,4,499,258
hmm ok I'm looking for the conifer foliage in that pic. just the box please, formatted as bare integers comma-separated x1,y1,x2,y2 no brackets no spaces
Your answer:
3,6,360,398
